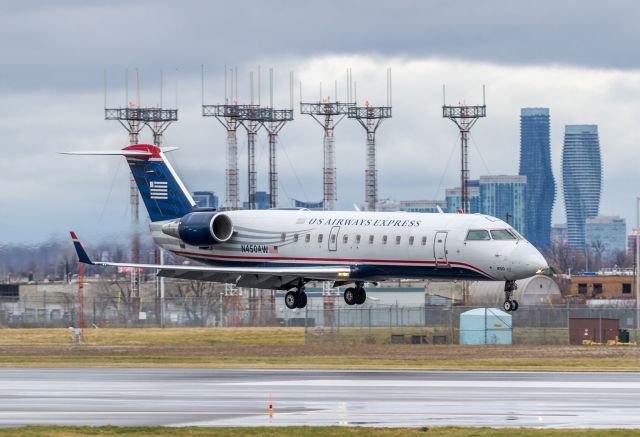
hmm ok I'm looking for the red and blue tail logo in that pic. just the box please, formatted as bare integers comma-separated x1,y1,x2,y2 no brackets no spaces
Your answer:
123,144,195,222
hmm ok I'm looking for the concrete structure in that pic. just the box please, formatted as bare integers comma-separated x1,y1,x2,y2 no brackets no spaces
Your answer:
479,175,527,234
459,308,512,345
562,125,602,249
399,200,446,213
585,215,626,260
569,273,634,300
519,108,555,250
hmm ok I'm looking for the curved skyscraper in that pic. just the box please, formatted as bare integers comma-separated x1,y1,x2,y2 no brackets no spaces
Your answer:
519,108,555,250
562,125,602,249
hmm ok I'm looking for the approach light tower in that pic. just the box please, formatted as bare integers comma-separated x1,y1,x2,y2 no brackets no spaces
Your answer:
236,104,262,209
348,69,392,212
300,97,353,211
259,69,294,208
105,104,146,301
442,86,486,213
202,66,241,210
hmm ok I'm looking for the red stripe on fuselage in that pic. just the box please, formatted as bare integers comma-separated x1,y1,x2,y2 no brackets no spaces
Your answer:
171,250,496,280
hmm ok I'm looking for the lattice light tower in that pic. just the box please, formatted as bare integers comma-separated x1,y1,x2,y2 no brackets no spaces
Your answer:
442,87,486,213
300,100,353,211
261,106,293,208
349,104,392,212
202,104,240,210
236,104,262,209
105,106,146,300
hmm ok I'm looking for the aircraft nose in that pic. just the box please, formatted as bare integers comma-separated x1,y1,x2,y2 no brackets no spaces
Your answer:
511,243,549,278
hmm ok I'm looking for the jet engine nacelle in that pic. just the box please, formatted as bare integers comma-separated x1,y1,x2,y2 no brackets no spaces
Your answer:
161,212,234,246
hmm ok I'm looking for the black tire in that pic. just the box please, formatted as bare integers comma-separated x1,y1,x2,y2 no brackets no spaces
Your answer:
511,299,519,311
355,288,366,305
297,291,308,309
344,287,357,305
503,300,512,312
285,291,298,309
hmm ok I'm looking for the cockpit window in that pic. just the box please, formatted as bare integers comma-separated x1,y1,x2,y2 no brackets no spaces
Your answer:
509,228,524,240
466,230,490,241
491,229,517,240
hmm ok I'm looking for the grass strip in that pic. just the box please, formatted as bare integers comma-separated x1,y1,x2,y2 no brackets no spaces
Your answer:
1,427,640,437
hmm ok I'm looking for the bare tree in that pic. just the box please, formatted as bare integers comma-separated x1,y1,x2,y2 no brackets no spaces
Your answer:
173,281,221,326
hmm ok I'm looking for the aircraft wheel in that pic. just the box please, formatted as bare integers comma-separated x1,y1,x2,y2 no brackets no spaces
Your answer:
511,299,519,311
355,288,366,305
285,291,298,309
344,287,357,306
503,300,512,312
296,291,308,309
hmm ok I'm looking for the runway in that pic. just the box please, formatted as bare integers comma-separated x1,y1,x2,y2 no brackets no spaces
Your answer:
0,368,638,428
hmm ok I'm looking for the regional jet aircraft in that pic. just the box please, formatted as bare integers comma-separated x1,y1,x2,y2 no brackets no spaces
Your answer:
64,144,549,312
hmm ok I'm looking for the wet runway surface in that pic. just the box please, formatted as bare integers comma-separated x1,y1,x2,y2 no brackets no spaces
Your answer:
0,368,639,428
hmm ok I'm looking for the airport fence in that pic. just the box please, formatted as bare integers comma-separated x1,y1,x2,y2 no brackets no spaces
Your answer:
1,295,639,345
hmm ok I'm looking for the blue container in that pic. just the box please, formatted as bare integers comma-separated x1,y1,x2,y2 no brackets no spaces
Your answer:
459,308,512,345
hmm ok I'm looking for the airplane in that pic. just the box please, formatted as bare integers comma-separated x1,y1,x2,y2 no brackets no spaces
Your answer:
64,143,550,312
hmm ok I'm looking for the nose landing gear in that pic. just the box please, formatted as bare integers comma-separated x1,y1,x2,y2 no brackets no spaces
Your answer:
503,280,519,312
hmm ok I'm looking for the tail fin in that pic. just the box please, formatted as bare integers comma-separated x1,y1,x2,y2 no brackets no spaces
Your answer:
62,144,195,222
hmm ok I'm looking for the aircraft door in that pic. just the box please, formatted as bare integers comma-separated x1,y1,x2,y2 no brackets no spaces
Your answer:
328,226,340,251
434,231,448,265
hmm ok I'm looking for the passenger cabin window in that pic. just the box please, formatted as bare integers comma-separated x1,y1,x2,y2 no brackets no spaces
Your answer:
490,229,517,240
409,236,414,246
293,233,299,242
466,230,490,241
355,235,361,244
330,234,336,244
421,236,427,245
382,235,388,245
305,234,310,243
343,234,349,244
369,235,374,244
281,233,286,242
318,234,323,243
395,236,401,245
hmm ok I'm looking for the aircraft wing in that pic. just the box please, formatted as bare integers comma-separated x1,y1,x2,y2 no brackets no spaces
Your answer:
70,232,351,288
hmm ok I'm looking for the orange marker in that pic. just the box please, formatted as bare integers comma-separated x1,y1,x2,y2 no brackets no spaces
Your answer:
269,393,273,418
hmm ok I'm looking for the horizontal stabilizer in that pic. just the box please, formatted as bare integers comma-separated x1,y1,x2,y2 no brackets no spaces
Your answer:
69,232,351,282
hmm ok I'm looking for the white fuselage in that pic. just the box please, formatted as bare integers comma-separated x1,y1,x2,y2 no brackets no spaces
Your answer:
150,210,548,284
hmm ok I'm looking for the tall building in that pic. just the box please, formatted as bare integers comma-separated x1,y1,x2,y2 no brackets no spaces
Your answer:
585,216,626,260
192,191,219,209
242,191,270,210
562,125,602,249
479,175,527,234
399,199,447,213
519,108,555,249
445,180,480,213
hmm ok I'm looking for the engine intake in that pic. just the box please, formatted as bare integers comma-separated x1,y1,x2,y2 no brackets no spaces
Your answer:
162,212,234,246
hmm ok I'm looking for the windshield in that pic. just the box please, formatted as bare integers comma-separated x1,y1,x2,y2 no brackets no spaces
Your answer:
466,230,491,241
491,229,517,240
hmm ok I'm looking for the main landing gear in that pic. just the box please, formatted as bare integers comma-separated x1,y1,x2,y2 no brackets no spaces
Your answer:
343,282,367,306
503,280,519,312
285,281,308,309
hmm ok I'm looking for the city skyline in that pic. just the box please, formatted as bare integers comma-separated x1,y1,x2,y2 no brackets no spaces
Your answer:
2,2,640,243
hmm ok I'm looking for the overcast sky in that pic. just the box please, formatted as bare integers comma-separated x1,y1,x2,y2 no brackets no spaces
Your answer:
2,0,640,244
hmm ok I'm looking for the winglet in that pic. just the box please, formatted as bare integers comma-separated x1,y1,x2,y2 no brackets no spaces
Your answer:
70,231,94,265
